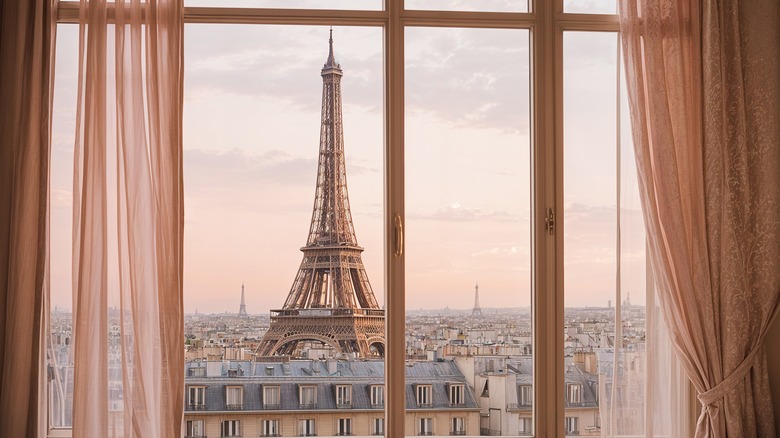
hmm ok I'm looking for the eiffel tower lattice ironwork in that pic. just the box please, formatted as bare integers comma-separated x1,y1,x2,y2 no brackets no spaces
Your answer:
256,31,385,358
472,282,483,316
238,283,248,317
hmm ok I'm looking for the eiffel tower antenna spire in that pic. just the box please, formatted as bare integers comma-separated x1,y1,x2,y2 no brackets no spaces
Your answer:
257,31,384,358
472,282,483,316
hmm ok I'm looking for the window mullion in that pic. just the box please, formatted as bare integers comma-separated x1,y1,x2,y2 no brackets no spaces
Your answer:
532,0,563,436
384,1,405,438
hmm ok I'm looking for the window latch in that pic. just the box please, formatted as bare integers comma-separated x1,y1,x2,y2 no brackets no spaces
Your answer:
394,213,404,257
544,208,555,235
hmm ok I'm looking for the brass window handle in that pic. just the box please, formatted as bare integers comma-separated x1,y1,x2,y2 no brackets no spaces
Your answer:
394,214,403,257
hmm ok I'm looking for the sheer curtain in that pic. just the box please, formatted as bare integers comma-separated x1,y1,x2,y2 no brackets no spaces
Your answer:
0,0,55,437
72,0,184,436
619,1,780,437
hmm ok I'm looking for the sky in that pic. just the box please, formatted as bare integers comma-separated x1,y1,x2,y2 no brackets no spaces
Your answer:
49,8,645,315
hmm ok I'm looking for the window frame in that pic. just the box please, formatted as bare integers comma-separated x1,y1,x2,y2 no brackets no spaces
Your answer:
225,385,244,410
263,384,281,409
299,384,318,408
186,385,207,410
50,1,623,437
262,418,281,437
335,384,353,408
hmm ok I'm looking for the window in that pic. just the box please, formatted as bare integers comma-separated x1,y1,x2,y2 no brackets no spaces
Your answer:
336,385,352,407
262,419,280,437
519,417,533,435
370,384,384,407
226,386,243,409
451,417,465,435
566,383,582,404
45,3,664,438
187,386,206,410
299,385,317,408
419,417,433,436
448,383,464,406
263,385,281,409
520,385,533,406
371,417,385,435
186,420,206,438
565,417,579,435
337,418,352,436
299,419,316,437
222,419,241,437
415,384,432,407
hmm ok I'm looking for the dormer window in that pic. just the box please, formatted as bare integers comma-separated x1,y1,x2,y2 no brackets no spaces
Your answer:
370,385,384,407
566,383,582,404
187,386,206,410
336,384,352,408
263,385,280,409
226,385,243,409
448,383,465,406
299,384,318,408
415,384,432,407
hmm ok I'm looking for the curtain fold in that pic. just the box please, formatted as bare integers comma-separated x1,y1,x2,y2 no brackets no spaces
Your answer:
618,0,780,436
72,0,184,436
0,0,55,437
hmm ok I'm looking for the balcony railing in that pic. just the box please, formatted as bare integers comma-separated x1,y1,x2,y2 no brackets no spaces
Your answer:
185,435,207,438
418,432,433,436
263,403,281,410
336,402,353,409
450,431,466,436
507,402,533,411
186,404,206,411
299,402,318,409
225,403,244,410
480,428,500,436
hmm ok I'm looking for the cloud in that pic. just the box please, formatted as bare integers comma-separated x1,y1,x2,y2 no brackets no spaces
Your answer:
410,202,517,222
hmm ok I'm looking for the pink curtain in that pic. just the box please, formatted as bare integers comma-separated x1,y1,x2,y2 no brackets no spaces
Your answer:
72,0,184,436
0,0,55,436
619,0,780,436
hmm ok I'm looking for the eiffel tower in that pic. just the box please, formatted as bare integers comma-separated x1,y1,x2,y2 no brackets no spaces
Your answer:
472,282,483,316
256,30,385,358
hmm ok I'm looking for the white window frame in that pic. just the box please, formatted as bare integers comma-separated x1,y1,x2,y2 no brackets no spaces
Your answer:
370,384,384,407
299,385,317,408
520,385,533,405
565,416,579,434
415,384,432,407
225,385,243,409
299,418,316,437
221,419,241,438
335,384,352,407
451,417,465,435
448,383,465,406
566,383,582,404
263,385,281,409
371,417,385,436
47,2,629,437
185,419,206,438
337,417,352,436
519,417,533,435
262,419,280,437
187,386,206,410
418,417,433,436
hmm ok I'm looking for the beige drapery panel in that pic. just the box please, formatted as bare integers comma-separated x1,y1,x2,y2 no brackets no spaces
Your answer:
0,0,55,437
72,0,184,436
619,1,780,437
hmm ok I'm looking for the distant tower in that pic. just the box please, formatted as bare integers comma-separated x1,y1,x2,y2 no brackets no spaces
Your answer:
238,283,248,317
256,31,385,358
472,282,483,316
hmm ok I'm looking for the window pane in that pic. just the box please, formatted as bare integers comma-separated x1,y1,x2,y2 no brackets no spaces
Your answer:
183,23,385,434
405,0,528,13
405,26,532,437
563,0,617,14
563,30,647,437
49,23,79,429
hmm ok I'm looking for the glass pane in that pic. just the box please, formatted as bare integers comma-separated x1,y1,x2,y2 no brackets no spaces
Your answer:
185,0,382,10
49,23,79,429
563,0,617,14
405,0,529,13
405,27,532,437
184,23,385,435
563,31,646,437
